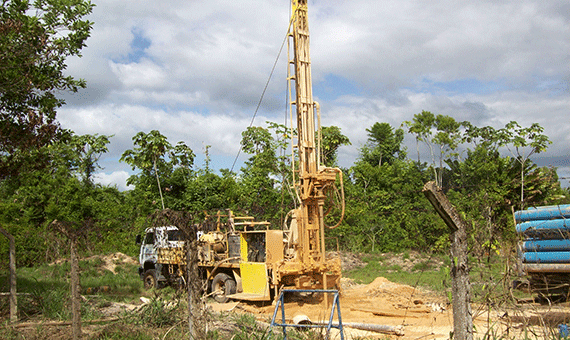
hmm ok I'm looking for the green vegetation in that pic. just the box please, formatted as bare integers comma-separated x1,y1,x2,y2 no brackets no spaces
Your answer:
0,257,144,321
0,0,94,178
2,105,567,267
1,2,568,338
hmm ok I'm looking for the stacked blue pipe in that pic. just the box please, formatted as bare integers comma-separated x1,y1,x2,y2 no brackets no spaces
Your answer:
515,204,570,222
516,205,570,273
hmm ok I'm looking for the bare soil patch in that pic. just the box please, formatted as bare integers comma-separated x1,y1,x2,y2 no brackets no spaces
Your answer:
233,276,454,339
51,252,138,274
84,252,138,274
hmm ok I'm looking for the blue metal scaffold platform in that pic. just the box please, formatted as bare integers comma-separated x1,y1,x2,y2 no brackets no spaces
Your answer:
270,289,344,340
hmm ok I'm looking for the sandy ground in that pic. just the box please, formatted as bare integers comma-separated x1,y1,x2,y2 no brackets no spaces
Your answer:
88,253,570,339
208,277,461,339
211,276,570,340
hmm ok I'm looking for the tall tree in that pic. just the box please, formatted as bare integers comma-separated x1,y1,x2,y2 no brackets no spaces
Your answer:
48,132,111,185
361,122,405,167
432,114,463,186
403,110,435,165
239,125,282,220
498,121,551,208
0,0,94,178
120,130,194,210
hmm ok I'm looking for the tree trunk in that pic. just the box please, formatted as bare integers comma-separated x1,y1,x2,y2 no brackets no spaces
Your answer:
186,238,203,339
186,242,196,339
153,157,166,210
520,159,525,209
450,225,473,340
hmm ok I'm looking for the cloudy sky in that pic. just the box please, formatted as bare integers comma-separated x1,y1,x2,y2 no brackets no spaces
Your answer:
58,0,570,190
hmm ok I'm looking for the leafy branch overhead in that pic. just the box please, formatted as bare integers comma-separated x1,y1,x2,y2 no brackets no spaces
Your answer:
0,0,94,178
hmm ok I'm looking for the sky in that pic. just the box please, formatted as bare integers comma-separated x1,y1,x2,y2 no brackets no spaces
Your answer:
57,0,570,191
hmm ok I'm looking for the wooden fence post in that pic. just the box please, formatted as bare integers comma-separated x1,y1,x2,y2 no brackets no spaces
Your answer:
0,227,17,323
50,220,89,340
70,237,81,340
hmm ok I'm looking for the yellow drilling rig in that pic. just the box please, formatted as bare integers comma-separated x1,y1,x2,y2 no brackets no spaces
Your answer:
137,0,345,302
279,0,345,292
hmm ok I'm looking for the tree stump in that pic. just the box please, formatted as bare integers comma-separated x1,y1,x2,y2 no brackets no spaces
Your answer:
423,181,473,340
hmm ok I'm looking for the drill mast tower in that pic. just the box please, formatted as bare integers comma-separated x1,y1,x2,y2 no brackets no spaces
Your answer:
284,0,344,289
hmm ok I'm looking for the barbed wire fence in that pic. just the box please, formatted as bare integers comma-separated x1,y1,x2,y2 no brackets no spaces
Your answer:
49,218,94,340
146,209,207,339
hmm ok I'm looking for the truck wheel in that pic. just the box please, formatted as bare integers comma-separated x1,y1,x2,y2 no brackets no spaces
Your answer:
211,273,236,303
143,269,158,289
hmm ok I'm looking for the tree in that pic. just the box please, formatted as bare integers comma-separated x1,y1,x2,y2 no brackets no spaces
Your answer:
0,131,130,266
404,112,465,187
120,130,194,210
239,125,283,220
432,114,463,186
498,121,551,208
48,132,111,185
403,110,435,165
447,122,558,255
361,122,404,167
70,134,111,185
0,0,94,178
345,157,443,253
320,126,351,167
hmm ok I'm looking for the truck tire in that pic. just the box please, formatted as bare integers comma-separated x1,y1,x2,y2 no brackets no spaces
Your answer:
211,272,236,303
143,269,158,289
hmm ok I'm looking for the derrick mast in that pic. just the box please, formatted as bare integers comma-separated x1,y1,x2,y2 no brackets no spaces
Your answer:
288,0,343,274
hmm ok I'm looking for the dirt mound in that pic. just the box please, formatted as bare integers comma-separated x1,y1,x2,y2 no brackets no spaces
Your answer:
86,252,138,274
327,251,366,271
50,252,139,274
52,252,138,274
234,273,454,339
364,276,417,298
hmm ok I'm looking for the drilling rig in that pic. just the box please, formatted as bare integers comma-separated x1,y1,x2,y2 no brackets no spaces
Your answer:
279,0,344,291
137,0,344,302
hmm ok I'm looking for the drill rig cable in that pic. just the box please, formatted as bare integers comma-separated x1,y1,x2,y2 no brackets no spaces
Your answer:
324,168,345,229
230,9,299,173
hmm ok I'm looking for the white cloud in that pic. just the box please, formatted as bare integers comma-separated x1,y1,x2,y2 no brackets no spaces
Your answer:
55,0,570,188
93,171,133,191
110,59,169,89
324,88,570,169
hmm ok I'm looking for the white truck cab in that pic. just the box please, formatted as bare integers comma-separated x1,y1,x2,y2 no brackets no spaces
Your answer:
137,226,184,289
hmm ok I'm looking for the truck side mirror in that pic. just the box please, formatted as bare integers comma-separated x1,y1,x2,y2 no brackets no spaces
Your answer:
135,234,142,245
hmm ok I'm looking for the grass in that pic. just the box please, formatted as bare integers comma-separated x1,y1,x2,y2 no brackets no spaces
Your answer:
80,262,143,298
0,254,305,339
344,252,451,292
0,256,144,323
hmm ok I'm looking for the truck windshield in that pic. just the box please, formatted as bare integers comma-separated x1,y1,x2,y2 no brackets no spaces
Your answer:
167,229,182,241
144,232,154,244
